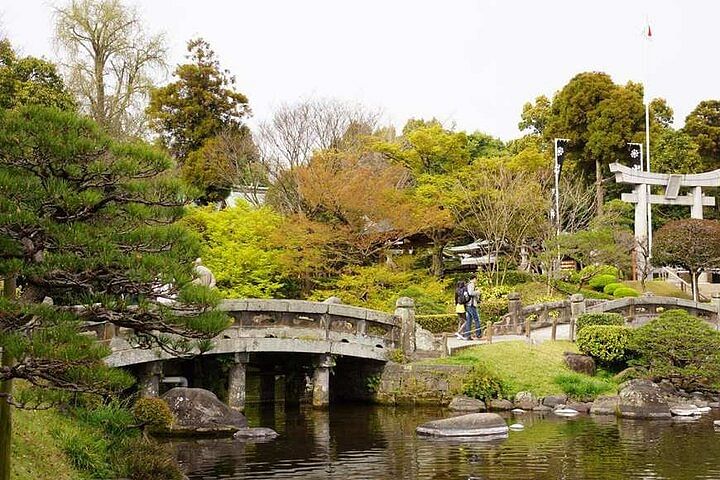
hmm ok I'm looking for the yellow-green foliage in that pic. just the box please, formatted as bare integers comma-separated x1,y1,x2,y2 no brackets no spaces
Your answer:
311,263,451,314
132,398,174,430
416,314,458,333
184,204,285,298
613,286,639,298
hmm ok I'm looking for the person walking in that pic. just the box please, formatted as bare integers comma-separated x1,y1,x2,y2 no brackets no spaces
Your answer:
465,277,482,339
454,280,470,340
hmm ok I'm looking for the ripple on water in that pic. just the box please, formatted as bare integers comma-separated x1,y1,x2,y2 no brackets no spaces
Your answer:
173,405,720,480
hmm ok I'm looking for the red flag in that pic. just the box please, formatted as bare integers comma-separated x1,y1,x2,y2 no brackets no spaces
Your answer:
647,25,652,37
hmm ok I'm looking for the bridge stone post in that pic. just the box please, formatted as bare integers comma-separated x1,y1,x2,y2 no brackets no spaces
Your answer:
139,361,162,397
508,292,522,334
569,294,586,342
394,297,416,355
312,354,335,408
227,352,249,411
712,293,720,330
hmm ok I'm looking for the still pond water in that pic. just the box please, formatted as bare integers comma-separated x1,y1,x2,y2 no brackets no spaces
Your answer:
172,404,720,480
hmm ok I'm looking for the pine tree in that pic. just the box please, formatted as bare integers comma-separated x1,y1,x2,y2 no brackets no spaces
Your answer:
0,105,229,477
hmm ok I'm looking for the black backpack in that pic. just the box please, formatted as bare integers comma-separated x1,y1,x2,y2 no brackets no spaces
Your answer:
456,286,470,305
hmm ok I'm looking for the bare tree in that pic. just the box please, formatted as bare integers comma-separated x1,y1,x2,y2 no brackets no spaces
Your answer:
452,166,549,285
257,97,380,212
558,173,596,233
54,0,166,137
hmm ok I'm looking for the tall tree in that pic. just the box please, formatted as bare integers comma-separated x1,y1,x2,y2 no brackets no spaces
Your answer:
54,0,166,137
147,38,250,162
518,94,551,136
683,100,720,170
258,98,379,214
0,106,229,478
545,73,645,214
0,39,75,110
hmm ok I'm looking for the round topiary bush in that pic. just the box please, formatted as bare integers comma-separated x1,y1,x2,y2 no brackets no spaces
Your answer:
133,397,174,431
576,325,634,365
631,309,720,390
613,287,639,298
576,312,625,332
603,282,624,295
589,274,618,291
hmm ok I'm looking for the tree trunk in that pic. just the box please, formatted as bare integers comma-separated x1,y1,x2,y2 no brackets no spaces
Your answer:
692,271,699,303
430,242,445,277
595,158,604,216
0,276,16,480
94,49,106,128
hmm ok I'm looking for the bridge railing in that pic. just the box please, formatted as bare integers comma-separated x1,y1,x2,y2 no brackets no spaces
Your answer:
218,298,402,347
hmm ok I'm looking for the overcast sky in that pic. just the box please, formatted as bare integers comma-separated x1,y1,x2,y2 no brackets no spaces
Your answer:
1,0,717,140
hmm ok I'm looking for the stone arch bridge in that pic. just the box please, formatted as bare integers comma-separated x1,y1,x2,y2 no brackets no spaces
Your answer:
86,298,417,410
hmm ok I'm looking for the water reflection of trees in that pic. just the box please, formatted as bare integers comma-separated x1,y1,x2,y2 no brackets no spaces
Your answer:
172,406,720,480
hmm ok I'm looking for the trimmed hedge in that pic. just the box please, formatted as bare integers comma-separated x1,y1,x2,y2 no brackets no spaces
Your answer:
613,287,639,298
576,325,634,365
416,314,458,333
631,309,720,390
603,282,624,295
589,274,619,291
576,312,625,332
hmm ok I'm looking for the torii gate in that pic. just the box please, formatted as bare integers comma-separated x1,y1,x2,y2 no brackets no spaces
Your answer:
609,162,719,278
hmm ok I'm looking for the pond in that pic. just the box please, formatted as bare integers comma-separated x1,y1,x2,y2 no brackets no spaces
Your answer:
172,403,720,480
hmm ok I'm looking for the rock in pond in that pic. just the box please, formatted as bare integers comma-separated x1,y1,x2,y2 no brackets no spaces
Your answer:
618,379,671,420
514,391,537,410
670,406,701,417
416,413,509,438
488,399,514,411
509,423,525,431
234,427,279,440
713,420,720,428
449,395,486,412
542,395,568,408
161,387,277,439
511,408,525,414
554,406,580,417
590,395,619,416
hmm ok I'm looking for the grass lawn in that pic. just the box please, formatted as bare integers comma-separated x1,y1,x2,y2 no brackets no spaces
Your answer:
426,340,615,398
11,406,82,480
623,280,691,299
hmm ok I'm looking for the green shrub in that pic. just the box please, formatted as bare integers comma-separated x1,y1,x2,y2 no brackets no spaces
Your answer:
416,314,457,333
631,309,720,390
613,287,639,298
74,400,136,437
570,265,620,285
576,312,625,332
120,437,185,480
462,365,508,401
553,373,615,400
603,282,624,295
479,297,508,322
588,274,618,291
576,325,634,365
488,270,535,286
132,398,174,431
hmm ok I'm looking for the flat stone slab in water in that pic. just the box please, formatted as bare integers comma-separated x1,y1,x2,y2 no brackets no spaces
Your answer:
234,427,279,440
416,413,508,437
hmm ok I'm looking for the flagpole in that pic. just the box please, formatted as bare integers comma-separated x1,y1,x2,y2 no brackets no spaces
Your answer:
554,138,560,236
644,19,653,278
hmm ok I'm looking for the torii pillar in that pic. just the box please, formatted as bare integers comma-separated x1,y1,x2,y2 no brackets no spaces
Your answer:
610,163,718,281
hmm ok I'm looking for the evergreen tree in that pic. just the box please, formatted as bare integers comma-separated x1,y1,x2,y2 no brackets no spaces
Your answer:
0,106,229,478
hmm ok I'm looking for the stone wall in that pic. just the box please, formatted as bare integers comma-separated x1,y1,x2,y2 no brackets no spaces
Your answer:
372,363,470,406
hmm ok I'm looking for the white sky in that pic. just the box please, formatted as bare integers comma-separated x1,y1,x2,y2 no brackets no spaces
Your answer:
1,0,717,140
